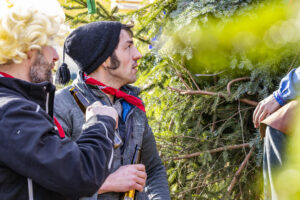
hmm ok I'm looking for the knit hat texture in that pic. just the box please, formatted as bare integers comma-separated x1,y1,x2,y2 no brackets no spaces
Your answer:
65,21,122,74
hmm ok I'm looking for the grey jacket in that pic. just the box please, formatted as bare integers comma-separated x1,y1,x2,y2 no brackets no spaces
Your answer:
54,73,170,200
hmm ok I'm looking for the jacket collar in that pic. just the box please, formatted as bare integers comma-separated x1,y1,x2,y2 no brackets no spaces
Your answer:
0,77,56,117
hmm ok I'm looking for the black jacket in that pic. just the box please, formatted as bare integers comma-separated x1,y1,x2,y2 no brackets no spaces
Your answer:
0,77,115,200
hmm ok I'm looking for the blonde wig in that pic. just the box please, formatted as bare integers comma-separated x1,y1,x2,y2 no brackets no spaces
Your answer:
0,0,68,64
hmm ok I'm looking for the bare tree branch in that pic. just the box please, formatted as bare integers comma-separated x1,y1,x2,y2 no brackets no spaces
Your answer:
226,146,255,195
167,87,257,106
186,69,201,90
179,177,228,196
135,36,151,44
173,68,191,90
195,70,226,77
178,58,201,90
227,77,250,96
167,87,225,97
239,98,258,106
164,143,250,161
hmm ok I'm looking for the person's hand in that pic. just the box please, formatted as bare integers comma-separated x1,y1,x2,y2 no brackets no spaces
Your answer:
253,95,281,128
86,101,118,128
98,164,147,194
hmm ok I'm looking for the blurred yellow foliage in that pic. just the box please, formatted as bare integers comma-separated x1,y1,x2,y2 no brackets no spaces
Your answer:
160,0,300,72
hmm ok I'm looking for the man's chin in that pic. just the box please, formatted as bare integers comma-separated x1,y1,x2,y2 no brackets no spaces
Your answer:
49,77,53,84
31,76,53,84
46,71,53,83
129,77,137,84
41,75,53,83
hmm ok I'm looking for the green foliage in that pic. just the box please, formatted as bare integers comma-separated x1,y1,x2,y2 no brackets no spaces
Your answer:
137,53,267,199
160,0,300,73
64,0,300,199
60,0,121,27
135,0,300,199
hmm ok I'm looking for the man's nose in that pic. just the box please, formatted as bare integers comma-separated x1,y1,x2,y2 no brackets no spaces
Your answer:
52,47,59,62
133,47,142,60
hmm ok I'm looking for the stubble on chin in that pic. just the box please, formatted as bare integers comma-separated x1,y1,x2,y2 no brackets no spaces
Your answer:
29,53,53,83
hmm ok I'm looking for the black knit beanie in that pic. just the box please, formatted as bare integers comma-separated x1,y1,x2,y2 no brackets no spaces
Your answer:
56,21,122,84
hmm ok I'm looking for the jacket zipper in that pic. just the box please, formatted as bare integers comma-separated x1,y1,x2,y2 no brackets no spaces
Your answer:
27,178,34,200
27,88,50,200
45,90,49,114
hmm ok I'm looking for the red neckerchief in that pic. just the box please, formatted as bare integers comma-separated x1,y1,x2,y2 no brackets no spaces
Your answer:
53,117,65,138
84,74,145,112
0,71,65,138
0,72,14,78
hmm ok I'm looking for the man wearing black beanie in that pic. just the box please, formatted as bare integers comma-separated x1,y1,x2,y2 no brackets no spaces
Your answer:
54,21,170,200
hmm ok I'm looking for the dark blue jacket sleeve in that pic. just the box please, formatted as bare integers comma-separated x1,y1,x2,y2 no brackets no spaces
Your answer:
0,99,115,198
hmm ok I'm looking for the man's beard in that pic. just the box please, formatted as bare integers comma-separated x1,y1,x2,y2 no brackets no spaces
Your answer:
106,51,120,70
30,52,53,83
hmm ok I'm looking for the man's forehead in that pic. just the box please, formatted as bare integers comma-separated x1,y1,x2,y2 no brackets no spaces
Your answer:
119,30,133,43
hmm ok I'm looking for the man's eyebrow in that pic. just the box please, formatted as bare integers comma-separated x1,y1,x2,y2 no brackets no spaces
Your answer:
125,40,134,44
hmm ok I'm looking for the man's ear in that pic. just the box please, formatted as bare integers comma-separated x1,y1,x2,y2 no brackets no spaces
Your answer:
26,49,37,65
102,56,111,69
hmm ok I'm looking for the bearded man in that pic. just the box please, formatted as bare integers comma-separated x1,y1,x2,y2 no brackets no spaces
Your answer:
0,0,118,199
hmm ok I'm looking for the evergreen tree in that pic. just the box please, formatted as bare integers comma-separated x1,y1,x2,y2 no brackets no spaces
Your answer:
62,0,300,199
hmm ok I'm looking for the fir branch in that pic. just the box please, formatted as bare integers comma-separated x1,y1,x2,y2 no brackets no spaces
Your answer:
96,7,107,19
126,1,156,16
168,117,174,130
202,107,253,130
62,6,86,10
76,11,89,18
71,0,86,7
179,177,228,196
111,6,119,15
223,77,258,106
75,19,89,24
167,87,225,97
96,2,115,20
168,86,257,108
65,13,75,20
238,100,246,155
227,77,250,96
135,0,171,37
174,57,201,90
183,67,200,90
173,68,191,90
211,112,217,132
168,135,204,140
165,143,250,161
226,146,255,195
239,98,258,106
135,36,151,44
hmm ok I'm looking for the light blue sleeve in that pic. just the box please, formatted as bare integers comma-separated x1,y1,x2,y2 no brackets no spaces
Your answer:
273,67,300,106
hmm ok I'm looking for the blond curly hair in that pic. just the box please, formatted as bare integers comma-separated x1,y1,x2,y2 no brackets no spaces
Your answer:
0,0,68,64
